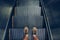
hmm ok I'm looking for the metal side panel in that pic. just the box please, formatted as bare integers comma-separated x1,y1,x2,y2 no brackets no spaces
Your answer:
15,6,41,16
0,29,4,40
9,28,45,40
13,16,43,28
0,6,12,29
51,28,60,40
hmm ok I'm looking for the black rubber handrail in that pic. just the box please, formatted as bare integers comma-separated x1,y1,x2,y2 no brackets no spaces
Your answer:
40,0,53,40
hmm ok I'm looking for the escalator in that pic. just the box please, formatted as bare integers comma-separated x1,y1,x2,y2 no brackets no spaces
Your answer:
0,0,52,40
8,0,47,40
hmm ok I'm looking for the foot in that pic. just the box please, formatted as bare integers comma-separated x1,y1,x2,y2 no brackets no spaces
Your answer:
33,34,39,40
24,26,29,40
24,34,28,40
33,27,39,40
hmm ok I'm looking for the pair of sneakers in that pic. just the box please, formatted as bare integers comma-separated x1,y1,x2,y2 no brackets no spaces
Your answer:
24,26,39,40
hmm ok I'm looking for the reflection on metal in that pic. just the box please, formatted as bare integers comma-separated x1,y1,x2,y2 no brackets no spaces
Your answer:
14,7,16,16
12,16,14,28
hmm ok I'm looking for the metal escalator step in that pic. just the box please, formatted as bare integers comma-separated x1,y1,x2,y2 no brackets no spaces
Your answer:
9,28,45,40
0,29,4,40
28,16,43,28
15,6,41,16
13,16,28,28
36,28,45,40
13,16,43,28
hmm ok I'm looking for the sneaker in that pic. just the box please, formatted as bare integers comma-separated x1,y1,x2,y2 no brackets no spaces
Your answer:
24,26,29,40
33,27,39,40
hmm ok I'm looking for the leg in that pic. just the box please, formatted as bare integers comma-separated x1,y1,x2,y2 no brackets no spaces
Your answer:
33,27,39,40
23,26,29,40
24,34,28,40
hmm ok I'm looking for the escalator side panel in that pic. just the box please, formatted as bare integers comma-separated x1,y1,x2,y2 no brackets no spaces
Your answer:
0,6,12,29
0,29,4,40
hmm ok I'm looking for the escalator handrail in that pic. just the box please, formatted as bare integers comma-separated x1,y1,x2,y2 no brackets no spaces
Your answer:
2,0,17,40
40,0,53,40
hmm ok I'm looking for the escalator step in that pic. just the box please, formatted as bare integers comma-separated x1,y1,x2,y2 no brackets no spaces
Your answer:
9,28,45,40
15,6,41,16
13,16,43,28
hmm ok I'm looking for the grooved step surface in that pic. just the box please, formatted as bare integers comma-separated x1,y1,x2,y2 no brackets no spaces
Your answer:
9,28,45,40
